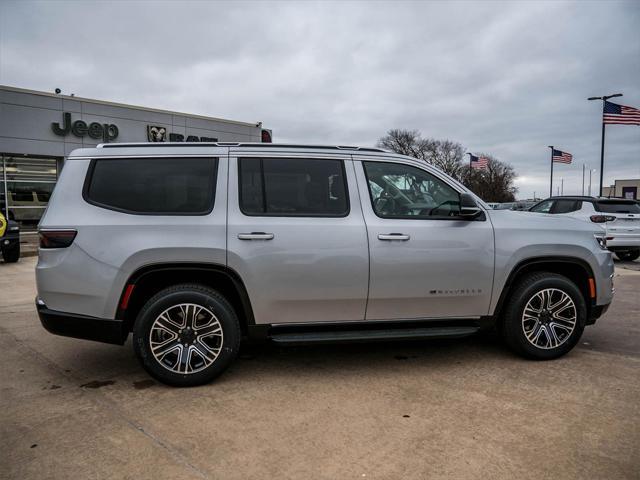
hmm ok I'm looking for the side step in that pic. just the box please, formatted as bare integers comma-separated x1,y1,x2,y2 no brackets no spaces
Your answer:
270,326,479,346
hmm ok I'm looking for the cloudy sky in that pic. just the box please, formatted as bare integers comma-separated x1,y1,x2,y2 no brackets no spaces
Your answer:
1,0,638,199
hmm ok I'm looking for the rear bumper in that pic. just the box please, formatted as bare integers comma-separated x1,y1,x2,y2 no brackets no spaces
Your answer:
606,234,640,249
36,298,127,345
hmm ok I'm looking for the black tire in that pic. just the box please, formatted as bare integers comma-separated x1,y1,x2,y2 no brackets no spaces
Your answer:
501,272,586,360
2,244,20,263
133,284,241,387
615,249,639,262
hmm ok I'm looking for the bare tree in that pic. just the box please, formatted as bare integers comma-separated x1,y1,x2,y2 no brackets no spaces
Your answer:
422,139,465,180
377,129,427,158
377,129,464,179
460,155,518,203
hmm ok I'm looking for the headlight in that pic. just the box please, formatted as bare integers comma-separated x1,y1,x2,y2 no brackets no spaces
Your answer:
594,235,608,250
9,226,19,231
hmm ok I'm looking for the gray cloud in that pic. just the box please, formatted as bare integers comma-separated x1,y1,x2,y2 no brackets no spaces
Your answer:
1,0,638,198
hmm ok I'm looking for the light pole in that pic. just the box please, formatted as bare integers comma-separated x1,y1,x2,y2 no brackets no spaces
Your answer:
588,168,596,196
582,164,585,195
588,93,623,196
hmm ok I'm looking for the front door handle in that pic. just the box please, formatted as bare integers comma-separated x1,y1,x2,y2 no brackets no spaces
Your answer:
238,232,275,240
378,233,410,241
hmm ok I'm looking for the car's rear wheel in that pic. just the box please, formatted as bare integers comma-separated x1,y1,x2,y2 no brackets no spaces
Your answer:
615,249,639,262
1,243,20,263
133,284,240,387
501,272,586,360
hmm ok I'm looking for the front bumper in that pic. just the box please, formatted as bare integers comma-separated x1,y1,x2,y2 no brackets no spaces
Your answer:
36,298,127,345
586,303,610,326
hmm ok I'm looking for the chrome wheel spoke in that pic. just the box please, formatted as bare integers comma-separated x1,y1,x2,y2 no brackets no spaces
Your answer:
152,337,179,357
521,288,576,350
179,345,192,373
193,340,220,363
149,303,224,374
196,324,222,337
155,314,182,334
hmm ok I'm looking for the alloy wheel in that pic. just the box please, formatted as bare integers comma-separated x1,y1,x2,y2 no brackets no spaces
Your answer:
521,288,577,350
149,303,223,374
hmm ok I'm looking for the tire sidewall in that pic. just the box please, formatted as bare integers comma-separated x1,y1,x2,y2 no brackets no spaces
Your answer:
133,288,240,387
506,275,586,360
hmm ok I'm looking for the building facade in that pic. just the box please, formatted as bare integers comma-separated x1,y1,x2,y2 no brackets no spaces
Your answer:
0,85,271,229
602,179,640,200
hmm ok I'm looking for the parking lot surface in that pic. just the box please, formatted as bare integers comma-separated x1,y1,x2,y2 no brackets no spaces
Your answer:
1,257,639,480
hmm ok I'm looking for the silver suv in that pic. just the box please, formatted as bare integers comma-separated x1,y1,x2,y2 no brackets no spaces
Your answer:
36,143,614,386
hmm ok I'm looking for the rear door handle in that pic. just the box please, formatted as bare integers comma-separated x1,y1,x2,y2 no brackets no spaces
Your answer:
238,232,274,240
378,233,410,241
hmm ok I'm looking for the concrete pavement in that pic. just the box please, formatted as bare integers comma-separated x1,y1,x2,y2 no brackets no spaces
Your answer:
1,257,639,479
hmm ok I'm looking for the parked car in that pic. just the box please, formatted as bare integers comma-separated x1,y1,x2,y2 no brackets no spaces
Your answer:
529,196,640,261
36,143,614,386
0,211,21,263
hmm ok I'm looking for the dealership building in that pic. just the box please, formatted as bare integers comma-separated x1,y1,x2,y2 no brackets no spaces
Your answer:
0,85,271,229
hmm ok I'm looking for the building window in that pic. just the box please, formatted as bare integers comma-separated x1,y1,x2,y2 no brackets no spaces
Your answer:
1,155,59,230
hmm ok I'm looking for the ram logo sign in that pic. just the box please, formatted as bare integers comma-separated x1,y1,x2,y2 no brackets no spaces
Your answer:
147,125,167,142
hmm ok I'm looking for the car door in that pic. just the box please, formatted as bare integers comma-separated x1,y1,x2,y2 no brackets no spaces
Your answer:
226,151,369,325
354,156,495,320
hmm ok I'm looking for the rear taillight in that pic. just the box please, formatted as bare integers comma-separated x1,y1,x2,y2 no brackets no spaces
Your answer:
39,230,77,248
590,215,615,223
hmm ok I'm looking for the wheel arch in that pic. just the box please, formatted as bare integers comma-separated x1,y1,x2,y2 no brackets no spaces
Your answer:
117,263,255,335
493,256,596,321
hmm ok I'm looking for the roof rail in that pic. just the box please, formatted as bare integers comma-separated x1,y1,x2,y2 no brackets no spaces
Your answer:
97,142,386,153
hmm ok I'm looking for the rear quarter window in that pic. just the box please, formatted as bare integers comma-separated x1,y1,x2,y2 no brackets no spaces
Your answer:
595,201,640,214
84,157,217,215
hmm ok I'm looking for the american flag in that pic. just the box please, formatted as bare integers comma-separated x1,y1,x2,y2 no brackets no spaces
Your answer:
552,149,572,164
469,154,489,169
603,100,640,125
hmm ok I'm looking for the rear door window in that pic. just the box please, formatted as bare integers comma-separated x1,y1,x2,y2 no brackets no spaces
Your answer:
595,201,640,214
85,157,217,214
238,158,349,216
551,200,581,214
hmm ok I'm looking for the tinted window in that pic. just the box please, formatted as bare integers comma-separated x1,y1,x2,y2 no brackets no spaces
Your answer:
363,161,460,218
239,158,348,216
86,157,217,214
552,200,581,214
530,200,553,213
595,201,640,214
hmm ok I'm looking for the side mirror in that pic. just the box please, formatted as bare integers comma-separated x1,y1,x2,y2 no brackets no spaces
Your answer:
459,193,483,219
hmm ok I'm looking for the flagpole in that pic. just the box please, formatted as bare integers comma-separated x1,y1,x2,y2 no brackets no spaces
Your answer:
598,115,606,197
548,146,554,197
588,93,623,197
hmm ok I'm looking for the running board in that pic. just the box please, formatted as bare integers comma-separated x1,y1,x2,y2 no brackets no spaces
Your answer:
269,326,480,345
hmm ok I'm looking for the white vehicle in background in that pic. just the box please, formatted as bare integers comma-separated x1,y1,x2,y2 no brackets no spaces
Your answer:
529,196,640,261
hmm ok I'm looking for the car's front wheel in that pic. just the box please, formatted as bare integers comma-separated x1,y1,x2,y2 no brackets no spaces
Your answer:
615,249,640,262
501,272,586,360
133,284,241,387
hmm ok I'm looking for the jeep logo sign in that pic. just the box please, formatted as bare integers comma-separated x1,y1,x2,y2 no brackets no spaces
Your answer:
52,112,119,142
